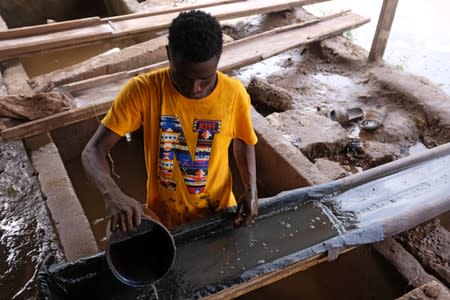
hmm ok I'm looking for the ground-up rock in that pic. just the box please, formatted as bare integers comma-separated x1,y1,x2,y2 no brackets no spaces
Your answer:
265,110,348,162
314,158,348,180
247,77,293,112
361,140,401,168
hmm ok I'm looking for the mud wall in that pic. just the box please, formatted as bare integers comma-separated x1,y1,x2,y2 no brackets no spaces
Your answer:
0,0,108,28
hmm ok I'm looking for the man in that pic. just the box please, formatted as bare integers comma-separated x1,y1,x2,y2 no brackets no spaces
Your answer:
82,10,258,232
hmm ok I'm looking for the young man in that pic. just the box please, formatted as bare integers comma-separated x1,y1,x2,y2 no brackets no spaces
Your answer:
82,10,258,232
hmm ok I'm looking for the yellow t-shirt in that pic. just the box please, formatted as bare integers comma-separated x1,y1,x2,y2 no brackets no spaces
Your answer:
102,68,257,228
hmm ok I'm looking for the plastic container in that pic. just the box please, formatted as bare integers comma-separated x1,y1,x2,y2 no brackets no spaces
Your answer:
105,218,176,287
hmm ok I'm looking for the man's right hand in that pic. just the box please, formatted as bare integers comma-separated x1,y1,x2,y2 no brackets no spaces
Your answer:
106,190,144,232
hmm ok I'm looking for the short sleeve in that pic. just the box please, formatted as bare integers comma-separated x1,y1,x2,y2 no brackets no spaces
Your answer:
102,76,146,136
234,86,258,145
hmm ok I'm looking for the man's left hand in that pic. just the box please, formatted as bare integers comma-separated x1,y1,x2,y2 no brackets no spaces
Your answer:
234,189,258,227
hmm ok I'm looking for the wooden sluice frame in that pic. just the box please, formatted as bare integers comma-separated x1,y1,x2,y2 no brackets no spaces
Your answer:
0,0,331,61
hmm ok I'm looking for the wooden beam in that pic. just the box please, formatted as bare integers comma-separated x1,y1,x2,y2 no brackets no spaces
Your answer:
373,238,444,288
368,0,399,62
103,0,246,22
397,219,450,286
0,12,370,141
0,0,330,61
0,17,102,39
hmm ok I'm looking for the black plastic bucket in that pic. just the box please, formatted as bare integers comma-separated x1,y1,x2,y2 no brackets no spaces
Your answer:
105,218,176,287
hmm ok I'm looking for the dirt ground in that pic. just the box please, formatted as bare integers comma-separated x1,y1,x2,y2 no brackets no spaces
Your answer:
0,4,449,299
222,9,450,181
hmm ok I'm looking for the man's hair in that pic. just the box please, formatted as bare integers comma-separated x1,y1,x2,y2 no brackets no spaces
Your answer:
168,10,223,62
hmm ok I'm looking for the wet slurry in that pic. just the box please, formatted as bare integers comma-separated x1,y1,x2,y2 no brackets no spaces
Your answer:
169,203,338,294
0,140,63,299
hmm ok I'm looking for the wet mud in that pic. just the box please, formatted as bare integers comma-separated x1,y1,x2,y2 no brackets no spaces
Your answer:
163,202,338,297
0,140,63,299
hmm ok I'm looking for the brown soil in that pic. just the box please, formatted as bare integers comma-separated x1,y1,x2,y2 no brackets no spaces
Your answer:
221,10,450,180
231,26,450,179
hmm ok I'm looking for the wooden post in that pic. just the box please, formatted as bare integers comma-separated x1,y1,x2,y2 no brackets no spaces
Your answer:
373,238,444,288
368,0,399,62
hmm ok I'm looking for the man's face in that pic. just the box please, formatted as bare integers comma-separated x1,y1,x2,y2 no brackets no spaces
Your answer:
168,49,220,99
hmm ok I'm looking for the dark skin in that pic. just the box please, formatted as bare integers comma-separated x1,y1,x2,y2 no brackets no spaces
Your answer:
82,48,257,232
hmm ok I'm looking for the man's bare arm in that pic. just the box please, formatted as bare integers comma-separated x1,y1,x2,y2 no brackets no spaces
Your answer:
81,124,144,232
233,138,258,227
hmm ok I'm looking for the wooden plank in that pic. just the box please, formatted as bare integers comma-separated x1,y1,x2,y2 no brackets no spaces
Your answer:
0,12,370,141
0,24,114,60
64,61,169,93
112,0,328,35
203,248,354,299
66,10,360,92
368,0,399,62
0,0,330,61
104,0,246,22
0,17,101,39
220,11,369,72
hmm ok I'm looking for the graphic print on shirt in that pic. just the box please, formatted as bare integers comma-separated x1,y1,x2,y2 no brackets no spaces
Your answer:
159,115,221,194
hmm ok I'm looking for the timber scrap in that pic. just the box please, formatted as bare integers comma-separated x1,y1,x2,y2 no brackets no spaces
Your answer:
0,0,331,61
0,10,370,140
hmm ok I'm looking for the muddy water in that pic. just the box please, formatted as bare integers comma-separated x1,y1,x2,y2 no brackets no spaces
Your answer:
0,140,63,299
164,202,338,296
